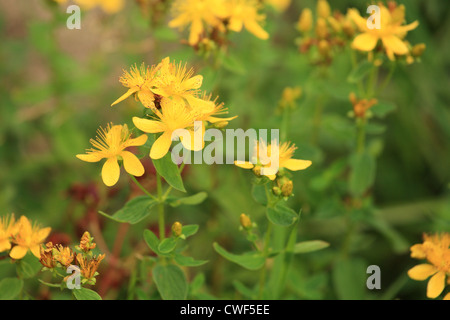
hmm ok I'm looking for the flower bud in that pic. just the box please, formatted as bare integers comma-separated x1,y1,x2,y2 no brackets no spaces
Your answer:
281,180,294,197
253,166,262,176
316,18,328,39
172,222,183,237
411,43,426,57
298,8,313,32
317,0,331,19
240,214,252,230
318,39,330,57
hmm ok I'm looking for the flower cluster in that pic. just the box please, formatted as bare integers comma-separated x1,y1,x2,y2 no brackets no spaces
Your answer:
0,214,51,260
53,0,124,14
169,0,269,48
407,233,450,300
40,231,105,286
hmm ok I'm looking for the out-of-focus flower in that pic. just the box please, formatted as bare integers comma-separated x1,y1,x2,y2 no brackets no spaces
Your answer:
39,242,56,269
0,214,19,253
54,0,124,14
76,124,147,187
169,0,227,46
317,0,331,19
297,8,313,32
77,231,96,253
349,4,419,60
265,0,291,12
10,216,51,260
407,233,450,299
235,140,312,180
349,92,378,118
224,0,269,40
278,86,302,111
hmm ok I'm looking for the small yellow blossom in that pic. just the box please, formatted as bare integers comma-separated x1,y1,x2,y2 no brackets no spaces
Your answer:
77,253,105,280
0,214,19,253
10,216,51,260
169,0,227,46
77,124,147,187
407,233,450,299
235,140,312,180
225,0,269,40
54,245,74,267
349,4,419,60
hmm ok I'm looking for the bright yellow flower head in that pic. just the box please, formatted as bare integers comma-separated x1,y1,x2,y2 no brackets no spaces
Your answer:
54,245,75,267
225,0,269,40
10,216,51,260
152,57,204,108
408,233,450,299
169,0,227,46
112,63,158,109
77,124,148,187
76,253,105,280
133,100,201,160
234,140,312,180
0,214,19,253
195,93,237,124
349,4,419,60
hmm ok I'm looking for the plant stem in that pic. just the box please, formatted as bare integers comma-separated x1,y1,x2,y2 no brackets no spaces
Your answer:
356,118,366,154
156,172,165,242
258,221,273,299
129,175,158,201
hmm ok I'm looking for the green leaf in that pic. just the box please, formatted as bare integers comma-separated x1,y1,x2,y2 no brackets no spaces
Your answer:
16,253,42,279
174,254,208,267
153,264,188,300
167,192,207,207
222,53,246,75
251,184,268,206
266,203,299,227
213,242,265,270
152,153,186,192
182,225,199,238
332,258,367,300
293,240,330,254
99,196,156,224
349,152,376,197
371,101,397,118
232,280,256,299
158,237,178,254
72,287,102,300
143,230,162,255
0,278,23,300
347,61,374,83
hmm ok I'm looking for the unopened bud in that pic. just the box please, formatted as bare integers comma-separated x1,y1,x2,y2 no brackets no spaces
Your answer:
253,166,262,176
318,39,330,57
316,18,328,39
214,121,229,129
172,222,183,237
411,43,426,57
240,214,252,229
317,0,331,19
342,20,355,37
281,180,294,197
298,8,313,32
272,186,282,196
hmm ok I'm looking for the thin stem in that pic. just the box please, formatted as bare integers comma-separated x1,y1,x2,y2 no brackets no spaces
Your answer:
129,175,158,201
377,63,396,95
156,172,165,242
258,222,273,299
356,118,366,154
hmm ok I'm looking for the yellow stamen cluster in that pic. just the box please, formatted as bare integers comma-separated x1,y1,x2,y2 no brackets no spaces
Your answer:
169,0,269,47
408,233,450,300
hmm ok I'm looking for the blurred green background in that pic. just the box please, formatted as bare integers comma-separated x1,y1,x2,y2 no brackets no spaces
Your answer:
0,0,449,299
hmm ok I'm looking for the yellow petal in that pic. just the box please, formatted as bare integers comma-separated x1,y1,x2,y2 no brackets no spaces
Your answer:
30,245,41,259
234,161,254,169
133,117,165,133
427,271,446,299
207,115,238,123
150,132,173,160
282,159,312,171
395,21,419,35
37,227,51,242
111,87,139,106
267,174,277,181
189,18,203,46
244,20,269,40
102,158,121,187
0,239,11,252
18,216,32,237
228,18,243,32
137,90,155,109
9,246,28,260
444,293,450,300
76,153,103,163
183,75,203,90
352,33,379,51
381,35,409,56
408,264,437,281
181,124,204,151
126,134,148,147
410,244,427,259
121,151,145,177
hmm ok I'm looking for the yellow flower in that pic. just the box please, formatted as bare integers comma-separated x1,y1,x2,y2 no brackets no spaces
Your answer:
265,0,291,12
297,8,313,32
225,0,269,40
10,216,51,260
54,245,75,267
317,0,331,19
39,242,56,269
112,63,159,109
97,0,124,14
151,57,204,108
195,93,237,124
0,214,19,253
76,124,148,187
133,99,201,160
78,231,96,253
234,140,312,180
407,233,450,299
169,0,227,46
349,4,419,61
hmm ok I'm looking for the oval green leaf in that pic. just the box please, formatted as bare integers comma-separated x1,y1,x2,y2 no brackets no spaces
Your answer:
153,264,188,300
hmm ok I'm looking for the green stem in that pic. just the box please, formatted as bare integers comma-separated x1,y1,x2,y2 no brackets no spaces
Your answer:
258,222,273,299
356,118,366,154
129,175,158,201
377,63,396,95
156,172,165,242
